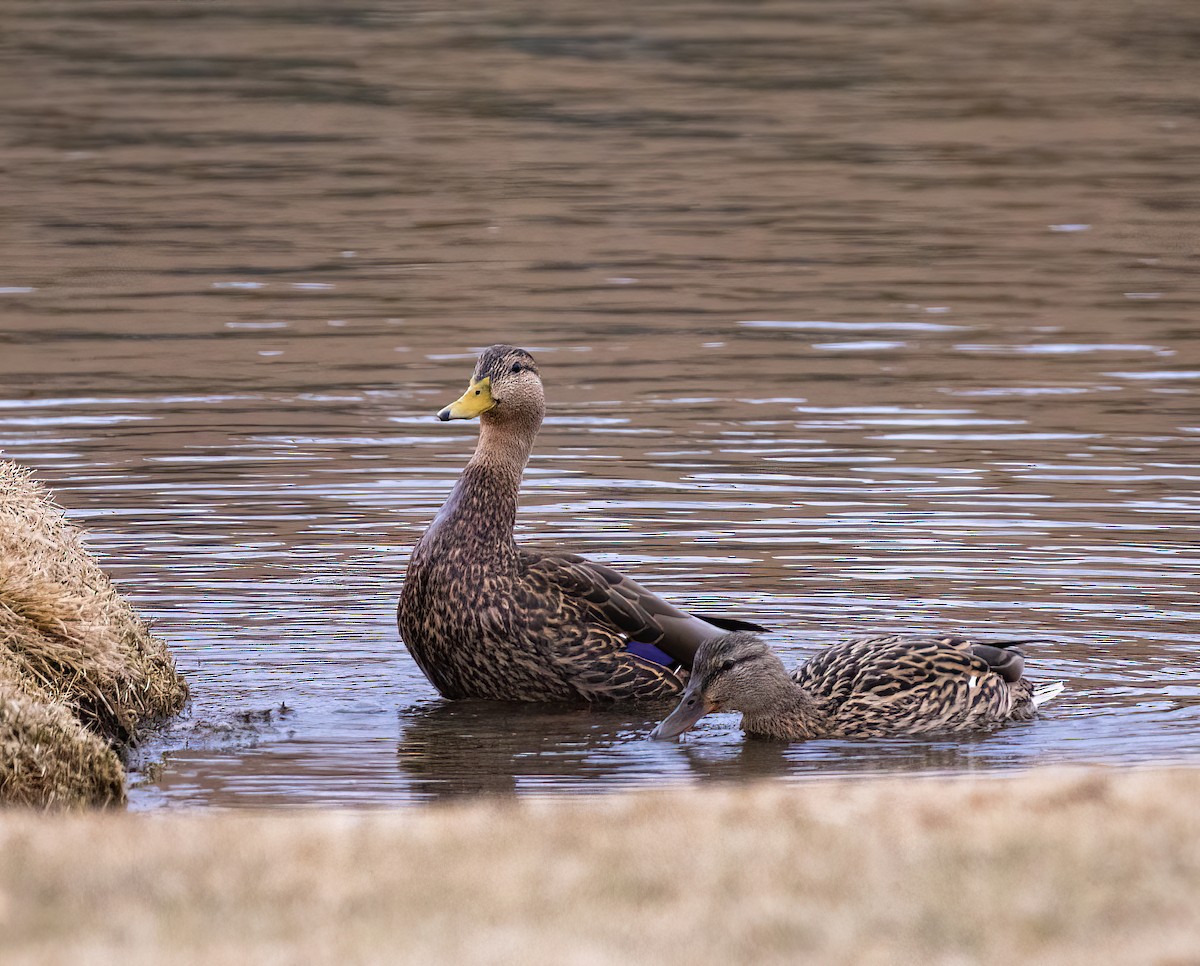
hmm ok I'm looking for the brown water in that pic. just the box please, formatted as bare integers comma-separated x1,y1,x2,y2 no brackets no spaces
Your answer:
1,0,1198,808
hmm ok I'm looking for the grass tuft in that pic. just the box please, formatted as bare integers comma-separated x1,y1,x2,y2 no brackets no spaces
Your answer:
0,460,188,808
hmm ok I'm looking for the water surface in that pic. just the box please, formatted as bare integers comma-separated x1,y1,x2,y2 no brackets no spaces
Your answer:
0,0,1197,807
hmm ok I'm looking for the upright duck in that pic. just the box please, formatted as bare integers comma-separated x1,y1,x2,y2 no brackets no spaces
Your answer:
398,344,764,702
652,631,1064,740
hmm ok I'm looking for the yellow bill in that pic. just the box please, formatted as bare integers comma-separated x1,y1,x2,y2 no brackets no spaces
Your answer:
437,377,496,421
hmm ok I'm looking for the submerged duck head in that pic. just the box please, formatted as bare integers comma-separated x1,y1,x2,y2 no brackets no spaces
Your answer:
437,344,544,428
650,631,791,740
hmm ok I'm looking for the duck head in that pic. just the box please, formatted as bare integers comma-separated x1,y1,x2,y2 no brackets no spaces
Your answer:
650,631,789,740
437,345,544,427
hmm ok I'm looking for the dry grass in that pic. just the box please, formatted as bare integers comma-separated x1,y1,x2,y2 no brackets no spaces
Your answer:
0,766,1197,965
0,460,188,807
0,656,124,808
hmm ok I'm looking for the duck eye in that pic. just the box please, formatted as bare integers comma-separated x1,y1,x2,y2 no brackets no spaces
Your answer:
510,362,524,374
720,659,736,673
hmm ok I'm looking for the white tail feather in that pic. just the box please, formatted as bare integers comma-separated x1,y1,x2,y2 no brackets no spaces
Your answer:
1032,681,1066,708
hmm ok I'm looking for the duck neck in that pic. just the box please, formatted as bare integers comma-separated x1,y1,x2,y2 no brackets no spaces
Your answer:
430,411,539,549
740,680,824,741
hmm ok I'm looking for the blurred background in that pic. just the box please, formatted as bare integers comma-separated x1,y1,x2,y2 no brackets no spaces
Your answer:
0,0,1197,806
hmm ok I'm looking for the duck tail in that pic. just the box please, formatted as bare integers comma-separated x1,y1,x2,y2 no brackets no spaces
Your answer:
1032,681,1066,708
969,643,1025,683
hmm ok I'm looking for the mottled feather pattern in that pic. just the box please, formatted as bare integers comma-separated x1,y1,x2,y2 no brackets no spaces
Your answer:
790,635,1038,737
401,528,693,701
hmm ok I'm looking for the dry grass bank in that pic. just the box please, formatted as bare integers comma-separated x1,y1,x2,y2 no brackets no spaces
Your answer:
1,766,1197,965
0,460,188,807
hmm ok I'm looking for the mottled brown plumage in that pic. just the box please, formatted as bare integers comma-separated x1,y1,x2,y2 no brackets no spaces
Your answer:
398,345,765,702
651,631,1064,741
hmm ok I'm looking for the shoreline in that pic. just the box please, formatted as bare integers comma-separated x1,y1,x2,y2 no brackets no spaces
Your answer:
3,764,1197,963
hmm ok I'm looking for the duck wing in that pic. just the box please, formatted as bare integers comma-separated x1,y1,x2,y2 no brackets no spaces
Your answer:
793,634,1019,734
523,551,766,670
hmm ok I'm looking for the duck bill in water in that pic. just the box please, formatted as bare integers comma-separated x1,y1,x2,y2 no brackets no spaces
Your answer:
650,678,713,740
437,376,497,421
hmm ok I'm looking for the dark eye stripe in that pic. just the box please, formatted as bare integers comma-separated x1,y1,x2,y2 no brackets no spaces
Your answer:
703,652,755,687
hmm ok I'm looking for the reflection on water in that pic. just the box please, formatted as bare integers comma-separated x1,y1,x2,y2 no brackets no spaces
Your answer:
0,0,1198,807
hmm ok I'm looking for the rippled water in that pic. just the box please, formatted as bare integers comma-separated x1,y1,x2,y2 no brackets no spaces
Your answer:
1,0,1198,807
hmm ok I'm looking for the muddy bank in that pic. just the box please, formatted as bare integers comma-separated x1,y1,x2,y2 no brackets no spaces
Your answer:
0,460,188,807
1,766,1196,964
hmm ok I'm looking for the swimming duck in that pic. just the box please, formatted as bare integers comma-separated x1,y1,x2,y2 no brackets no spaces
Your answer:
651,631,1063,740
398,344,765,702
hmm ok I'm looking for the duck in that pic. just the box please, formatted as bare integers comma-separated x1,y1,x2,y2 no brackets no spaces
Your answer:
651,631,1064,740
398,344,766,702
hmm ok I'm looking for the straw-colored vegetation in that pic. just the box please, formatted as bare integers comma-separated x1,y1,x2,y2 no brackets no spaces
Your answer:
0,766,1196,964
0,460,188,808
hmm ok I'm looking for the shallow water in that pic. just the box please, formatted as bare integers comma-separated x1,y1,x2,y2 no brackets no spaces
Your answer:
1,0,1198,807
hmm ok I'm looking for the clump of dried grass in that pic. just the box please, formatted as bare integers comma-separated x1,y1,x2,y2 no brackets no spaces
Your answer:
0,656,124,809
0,459,188,808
